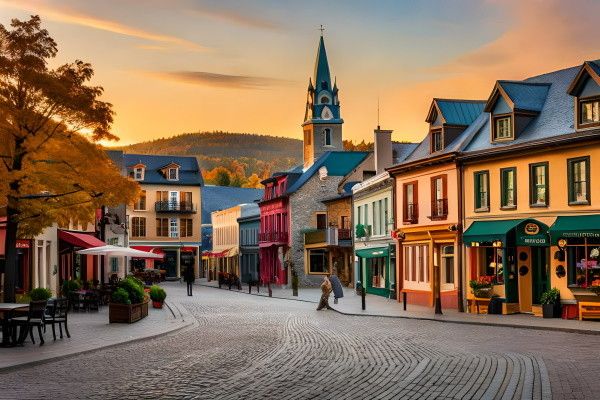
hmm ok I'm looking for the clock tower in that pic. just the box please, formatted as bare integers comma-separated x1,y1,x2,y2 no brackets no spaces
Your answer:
302,33,343,169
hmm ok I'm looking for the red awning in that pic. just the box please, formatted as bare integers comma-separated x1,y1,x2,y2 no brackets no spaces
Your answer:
202,249,229,258
131,246,166,259
181,246,197,253
58,230,106,249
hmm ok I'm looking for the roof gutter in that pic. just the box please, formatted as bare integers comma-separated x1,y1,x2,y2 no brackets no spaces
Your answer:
386,153,456,175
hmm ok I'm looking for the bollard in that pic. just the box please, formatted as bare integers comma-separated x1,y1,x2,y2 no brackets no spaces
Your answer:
403,291,407,311
361,287,366,310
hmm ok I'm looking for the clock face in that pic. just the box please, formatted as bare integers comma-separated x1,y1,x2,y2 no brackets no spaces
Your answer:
321,106,332,120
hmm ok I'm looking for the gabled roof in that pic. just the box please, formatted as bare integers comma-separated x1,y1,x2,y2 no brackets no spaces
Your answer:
392,142,419,164
123,153,203,186
485,81,550,113
426,99,485,126
567,59,600,96
286,151,370,195
201,186,263,224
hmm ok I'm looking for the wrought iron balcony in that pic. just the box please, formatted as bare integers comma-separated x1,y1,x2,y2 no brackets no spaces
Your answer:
429,199,448,220
154,201,196,213
258,231,288,243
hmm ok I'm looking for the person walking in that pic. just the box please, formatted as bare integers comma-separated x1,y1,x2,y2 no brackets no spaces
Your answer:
184,265,195,296
317,276,333,311
329,269,344,305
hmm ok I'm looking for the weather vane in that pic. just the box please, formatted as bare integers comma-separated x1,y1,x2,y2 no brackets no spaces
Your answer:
319,24,325,36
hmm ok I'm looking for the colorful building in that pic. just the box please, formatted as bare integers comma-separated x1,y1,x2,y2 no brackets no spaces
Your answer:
238,204,260,283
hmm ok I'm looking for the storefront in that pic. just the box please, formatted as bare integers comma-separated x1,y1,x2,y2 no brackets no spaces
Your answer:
58,230,106,284
356,246,395,297
464,218,550,314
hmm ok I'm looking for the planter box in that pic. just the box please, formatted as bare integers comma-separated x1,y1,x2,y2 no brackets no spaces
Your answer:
109,300,149,323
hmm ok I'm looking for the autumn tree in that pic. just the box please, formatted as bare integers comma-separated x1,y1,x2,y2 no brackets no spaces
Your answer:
0,16,139,301
242,173,263,189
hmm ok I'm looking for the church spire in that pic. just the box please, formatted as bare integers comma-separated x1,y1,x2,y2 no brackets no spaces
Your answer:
313,35,332,92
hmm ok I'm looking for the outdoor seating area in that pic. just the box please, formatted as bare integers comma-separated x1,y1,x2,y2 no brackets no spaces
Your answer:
218,272,242,290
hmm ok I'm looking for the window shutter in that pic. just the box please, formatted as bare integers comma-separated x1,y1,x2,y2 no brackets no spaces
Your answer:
414,182,419,219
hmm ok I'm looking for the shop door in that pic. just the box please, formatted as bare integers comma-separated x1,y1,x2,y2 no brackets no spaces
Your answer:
531,247,549,304
158,251,177,278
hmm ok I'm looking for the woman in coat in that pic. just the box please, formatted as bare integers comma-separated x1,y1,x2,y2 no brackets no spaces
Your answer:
317,276,333,310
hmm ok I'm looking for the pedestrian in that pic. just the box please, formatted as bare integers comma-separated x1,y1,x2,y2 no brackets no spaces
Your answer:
329,268,344,305
184,265,195,296
317,276,333,310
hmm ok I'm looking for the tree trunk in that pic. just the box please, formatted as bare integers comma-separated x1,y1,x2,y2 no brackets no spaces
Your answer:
3,206,20,303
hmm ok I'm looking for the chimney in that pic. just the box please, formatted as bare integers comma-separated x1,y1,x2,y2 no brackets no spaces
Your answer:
374,126,393,174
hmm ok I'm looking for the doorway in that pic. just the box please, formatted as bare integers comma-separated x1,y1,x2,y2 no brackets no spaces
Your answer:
531,247,549,304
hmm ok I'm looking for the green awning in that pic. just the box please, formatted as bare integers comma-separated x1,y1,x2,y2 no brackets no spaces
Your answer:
355,247,389,259
464,219,549,247
549,215,600,244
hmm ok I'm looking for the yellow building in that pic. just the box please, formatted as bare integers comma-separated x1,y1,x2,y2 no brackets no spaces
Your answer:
125,154,202,279
460,61,600,315
211,204,244,276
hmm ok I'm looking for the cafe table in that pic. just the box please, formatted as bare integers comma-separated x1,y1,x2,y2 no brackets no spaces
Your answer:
0,303,29,347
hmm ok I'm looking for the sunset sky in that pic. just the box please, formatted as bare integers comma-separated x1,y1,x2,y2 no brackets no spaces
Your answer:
1,0,599,146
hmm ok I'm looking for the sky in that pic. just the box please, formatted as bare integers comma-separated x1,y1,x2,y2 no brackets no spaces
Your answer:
1,0,599,146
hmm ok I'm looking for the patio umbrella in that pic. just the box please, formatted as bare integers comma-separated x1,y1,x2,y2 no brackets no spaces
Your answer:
76,245,164,259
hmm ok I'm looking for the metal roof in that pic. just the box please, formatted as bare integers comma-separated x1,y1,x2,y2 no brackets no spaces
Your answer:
123,153,203,186
201,186,263,224
497,81,550,112
436,99,485,126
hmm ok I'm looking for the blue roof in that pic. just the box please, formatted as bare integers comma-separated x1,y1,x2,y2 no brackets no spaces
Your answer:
436,100,485,126
286,151,370,194
464,65,580,152
123,153,203,186
589,60,600,76
392,142,419,164
498,81,550,112
201,186,263,224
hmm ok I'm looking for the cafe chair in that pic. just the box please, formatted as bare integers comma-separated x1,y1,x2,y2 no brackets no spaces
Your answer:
11,300,47,346
44,298,70,340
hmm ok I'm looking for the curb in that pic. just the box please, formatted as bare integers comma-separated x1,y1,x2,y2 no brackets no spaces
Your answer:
0,303,195,373
199,283,600,336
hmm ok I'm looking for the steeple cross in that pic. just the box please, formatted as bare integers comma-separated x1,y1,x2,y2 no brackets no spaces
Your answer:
319,24,325,36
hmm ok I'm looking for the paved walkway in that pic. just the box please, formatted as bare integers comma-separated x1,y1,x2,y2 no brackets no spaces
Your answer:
0,293,192,370
198,278,600,334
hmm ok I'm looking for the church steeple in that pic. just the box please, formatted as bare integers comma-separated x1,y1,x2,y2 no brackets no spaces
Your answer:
302,31,344,169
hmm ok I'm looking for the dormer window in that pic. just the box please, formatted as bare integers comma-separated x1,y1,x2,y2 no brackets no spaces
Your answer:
580,99,599,125
167,167,179,181
431,129,443,152
133,167,144,181
493,116,513,140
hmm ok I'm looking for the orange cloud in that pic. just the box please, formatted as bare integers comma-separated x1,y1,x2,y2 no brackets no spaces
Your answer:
143,70,290,89
0,0,208,51
189,7,280,31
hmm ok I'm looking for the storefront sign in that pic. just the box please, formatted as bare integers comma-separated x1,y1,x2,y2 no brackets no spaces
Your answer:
16,240,30,248
516,222,548,247
524,223,540,235
561,232,600,239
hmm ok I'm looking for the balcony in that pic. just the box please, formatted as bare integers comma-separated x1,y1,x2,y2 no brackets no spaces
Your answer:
429,199,448,220
259,231,288,244
154,201,197,213
304,228,352,247
403,203,418,224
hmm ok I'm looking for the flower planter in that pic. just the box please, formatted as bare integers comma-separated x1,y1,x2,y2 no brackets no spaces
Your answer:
109,300,149,323
542,303,561,318
473,287,492,298
152,300,164,309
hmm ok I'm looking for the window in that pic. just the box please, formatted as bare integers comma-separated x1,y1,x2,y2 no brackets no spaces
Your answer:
431,175,447,219
110,257,119,273
167,167,178,181
181,192,193,210
169,218,178,238
316,213,327,229
134,190,146,211
566,238,600,287
404,244,429,283
474,171,489,211
324,128,332,146
133,167,144,180
529,162,549,207
372,200,379,235
180,218,193,237
341,216,350,230
494,116,512,140
403,182,418,223
156,218,169,237
480,247,506,284
131,217,146,237
568,157,590,205
369,257,386,288
156,191,168,202
440,245,454,285
431,129,443,152
500,167,517,208
580,99,600,125
308,249,328,274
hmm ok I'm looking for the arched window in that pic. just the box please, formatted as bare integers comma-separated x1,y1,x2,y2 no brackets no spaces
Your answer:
320,96,330,104
324,128,332,146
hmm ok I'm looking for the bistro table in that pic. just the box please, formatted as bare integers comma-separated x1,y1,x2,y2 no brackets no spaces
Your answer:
0,303,29,347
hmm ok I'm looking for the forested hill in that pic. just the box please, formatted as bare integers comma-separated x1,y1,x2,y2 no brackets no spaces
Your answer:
116,131,303,188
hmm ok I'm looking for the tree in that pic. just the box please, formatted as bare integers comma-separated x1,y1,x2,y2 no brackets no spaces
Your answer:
242,173,263,188
0,16,139,301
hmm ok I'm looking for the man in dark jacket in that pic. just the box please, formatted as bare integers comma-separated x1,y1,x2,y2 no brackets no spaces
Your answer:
329,268,344,304
184,265,195,296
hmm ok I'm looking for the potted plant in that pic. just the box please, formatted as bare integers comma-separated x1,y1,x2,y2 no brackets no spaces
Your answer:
109,276,149,323
61,279,81,297
149,285,167,308
469,276,494,298
540,287,560,318
29,287,53,302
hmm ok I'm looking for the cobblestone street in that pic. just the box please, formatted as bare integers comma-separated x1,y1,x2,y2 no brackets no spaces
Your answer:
2,283,599,399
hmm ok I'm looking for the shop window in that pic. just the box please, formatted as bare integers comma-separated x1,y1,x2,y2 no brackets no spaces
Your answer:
404,244,429,283
566,238,600,287
440,245,455,285
309,249,328,274
500,167,517,209
480,247,505,284
474,171,490,212
568,156,590,205
369,257,386,288
529,162,549,207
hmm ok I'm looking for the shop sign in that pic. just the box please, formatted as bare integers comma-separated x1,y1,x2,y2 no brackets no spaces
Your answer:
524,223,540,235
561,232,600,239
16,240,30,248
516,222,548,246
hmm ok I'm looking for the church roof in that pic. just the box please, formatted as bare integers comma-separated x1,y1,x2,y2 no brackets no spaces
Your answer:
314,36,332,90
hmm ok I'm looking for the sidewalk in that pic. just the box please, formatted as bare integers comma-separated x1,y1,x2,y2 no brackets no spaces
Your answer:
0,298,192,371
198,278,600,335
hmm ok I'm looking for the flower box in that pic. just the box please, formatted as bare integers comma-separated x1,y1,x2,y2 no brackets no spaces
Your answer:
109,300,149,323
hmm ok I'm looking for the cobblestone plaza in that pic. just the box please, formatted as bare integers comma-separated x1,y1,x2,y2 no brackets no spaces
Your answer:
2,284,599,399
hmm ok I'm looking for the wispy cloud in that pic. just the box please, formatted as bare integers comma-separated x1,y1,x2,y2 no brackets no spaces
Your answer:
190,7,280,31
0,0,208,52
144,70,288,89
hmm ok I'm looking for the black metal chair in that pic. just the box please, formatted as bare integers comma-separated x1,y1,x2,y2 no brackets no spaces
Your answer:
44,298,70,340
11,300,47,346
84,292,100,311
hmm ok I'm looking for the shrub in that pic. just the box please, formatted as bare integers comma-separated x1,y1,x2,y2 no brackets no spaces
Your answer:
61,279,81,296
111,288,131,305
118,276,146,304
149,285,167,302
540,288,560,305
29,287,53,301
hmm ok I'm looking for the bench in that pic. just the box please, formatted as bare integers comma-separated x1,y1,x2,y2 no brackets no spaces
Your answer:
578,301,600,321
467,297,491,314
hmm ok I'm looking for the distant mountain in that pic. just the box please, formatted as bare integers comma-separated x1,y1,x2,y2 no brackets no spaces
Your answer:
115,131,303,187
